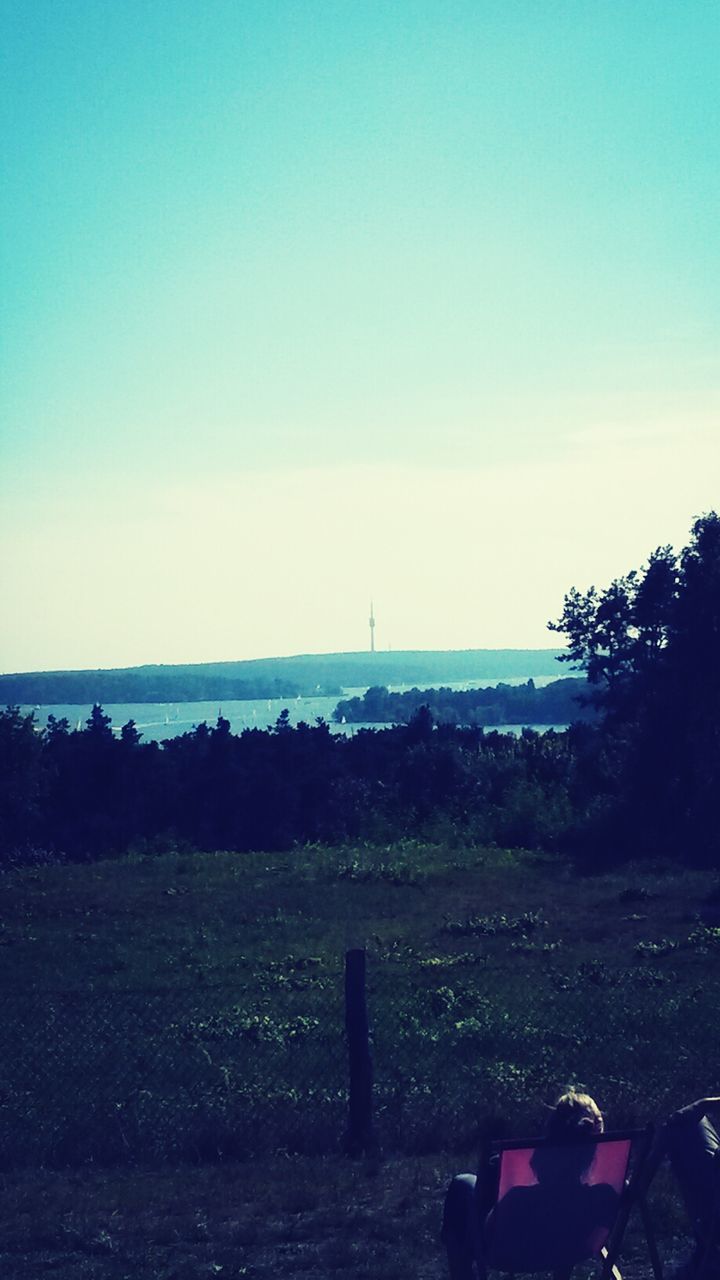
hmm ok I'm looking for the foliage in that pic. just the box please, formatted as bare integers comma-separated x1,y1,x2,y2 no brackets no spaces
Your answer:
444,910,548,938
0,705,590,864
2,517,718,875
0,706,46,852
0,648,564,705
334,678,594,726
550,512,720,865
2,842,719,1173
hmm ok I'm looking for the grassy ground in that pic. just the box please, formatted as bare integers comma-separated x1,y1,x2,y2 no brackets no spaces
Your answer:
3,841,718,1002
1,840,718,1275
0,1154,691,1279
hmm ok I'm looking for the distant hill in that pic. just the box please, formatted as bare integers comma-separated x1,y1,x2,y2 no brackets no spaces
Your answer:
0,648,569,705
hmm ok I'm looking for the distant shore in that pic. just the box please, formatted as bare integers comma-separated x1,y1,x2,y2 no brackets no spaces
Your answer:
0,647,569,705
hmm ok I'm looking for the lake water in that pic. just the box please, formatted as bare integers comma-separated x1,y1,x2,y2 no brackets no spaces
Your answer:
19,674,574,741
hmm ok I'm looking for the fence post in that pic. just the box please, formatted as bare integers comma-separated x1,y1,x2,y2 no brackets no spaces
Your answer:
342,947,375,1156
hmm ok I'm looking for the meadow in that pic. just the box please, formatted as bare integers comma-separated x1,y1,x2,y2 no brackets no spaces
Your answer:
1,840,719,1277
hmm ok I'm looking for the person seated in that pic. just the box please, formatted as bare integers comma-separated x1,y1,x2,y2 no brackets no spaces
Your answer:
663,1096,720,1279
485,1115,618,1270
441,1090,608,1280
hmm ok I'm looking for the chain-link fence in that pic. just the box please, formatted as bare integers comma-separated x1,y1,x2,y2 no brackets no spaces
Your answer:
0,982,347,1167
2,951,718,1169
368,955,720,1150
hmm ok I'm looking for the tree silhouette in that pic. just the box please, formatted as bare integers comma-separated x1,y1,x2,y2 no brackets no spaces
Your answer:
550,512,720,862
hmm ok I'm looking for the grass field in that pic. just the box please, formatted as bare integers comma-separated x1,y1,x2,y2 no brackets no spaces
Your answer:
1,840,719,1276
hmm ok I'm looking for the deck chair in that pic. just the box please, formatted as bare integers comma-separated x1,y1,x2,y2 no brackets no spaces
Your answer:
476,1127,661,1280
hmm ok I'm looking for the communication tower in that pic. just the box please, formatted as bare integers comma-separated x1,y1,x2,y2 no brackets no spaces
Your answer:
369,601,376,653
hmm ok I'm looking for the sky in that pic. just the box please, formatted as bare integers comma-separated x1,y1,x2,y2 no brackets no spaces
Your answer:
1,0,718,672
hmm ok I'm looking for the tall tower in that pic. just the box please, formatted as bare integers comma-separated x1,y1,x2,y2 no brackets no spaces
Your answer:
369,601,376,653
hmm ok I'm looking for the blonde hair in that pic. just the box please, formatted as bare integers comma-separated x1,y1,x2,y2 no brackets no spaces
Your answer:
546,1090,605,1139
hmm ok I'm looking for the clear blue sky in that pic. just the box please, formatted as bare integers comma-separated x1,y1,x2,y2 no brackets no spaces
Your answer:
1,1,718,670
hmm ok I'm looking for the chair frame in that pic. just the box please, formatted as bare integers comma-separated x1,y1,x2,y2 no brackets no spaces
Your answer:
697,1150,720,1279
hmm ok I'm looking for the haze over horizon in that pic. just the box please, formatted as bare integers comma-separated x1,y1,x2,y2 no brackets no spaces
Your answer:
1,2,718,673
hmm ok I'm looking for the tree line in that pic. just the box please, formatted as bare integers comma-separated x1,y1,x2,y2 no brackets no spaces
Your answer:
0,670,305,706
333,677,595,726
1,513,718,869
0,650,565,706
0,703,592,862
546,510,720,865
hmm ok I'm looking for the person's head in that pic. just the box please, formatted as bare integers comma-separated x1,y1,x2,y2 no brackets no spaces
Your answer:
530,1091,605,1184
545,1091,604,1141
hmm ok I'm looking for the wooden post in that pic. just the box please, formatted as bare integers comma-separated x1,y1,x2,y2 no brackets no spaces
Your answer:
343,948,375,1156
